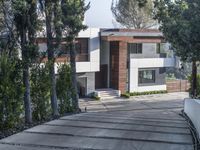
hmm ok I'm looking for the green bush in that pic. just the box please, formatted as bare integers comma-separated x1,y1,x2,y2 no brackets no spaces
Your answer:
0,52,24,130
30,63,51,121
129,90,167,96
90,92,101,100
56,64,74,114
121,93,130,98
94,96,101,100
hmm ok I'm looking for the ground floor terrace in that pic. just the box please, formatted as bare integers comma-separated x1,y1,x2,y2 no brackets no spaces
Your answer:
0,92,194,150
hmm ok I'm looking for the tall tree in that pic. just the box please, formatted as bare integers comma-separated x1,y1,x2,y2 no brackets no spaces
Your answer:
0,0,17,56
111,0,156,29
61,0,89,111
154,0,200,97
12,0,39,123
39,0,62,117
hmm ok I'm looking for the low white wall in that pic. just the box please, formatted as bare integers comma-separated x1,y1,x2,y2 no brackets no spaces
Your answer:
133,85,167,92
184,98,200,139
130,58,176,68
129,58,174,92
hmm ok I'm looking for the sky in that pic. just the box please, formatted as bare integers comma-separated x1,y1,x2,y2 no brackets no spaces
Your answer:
85,0,116,28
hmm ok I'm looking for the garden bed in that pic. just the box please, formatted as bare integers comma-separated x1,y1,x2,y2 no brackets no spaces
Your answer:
0,112,78,140
121,90,167,98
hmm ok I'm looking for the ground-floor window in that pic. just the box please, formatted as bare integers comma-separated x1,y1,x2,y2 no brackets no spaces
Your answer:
138,69,156,84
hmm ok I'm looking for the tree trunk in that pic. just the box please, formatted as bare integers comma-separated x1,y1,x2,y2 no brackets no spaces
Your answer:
49,60,59,117
70,38,79,112
45,2,59,117
191,61,197,98
21,29,32,124
23,63,32,123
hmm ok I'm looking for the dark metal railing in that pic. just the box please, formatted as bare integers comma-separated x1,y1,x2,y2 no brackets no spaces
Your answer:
62,53,90,62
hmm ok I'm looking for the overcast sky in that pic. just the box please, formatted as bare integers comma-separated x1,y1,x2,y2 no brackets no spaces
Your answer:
85,0,115,28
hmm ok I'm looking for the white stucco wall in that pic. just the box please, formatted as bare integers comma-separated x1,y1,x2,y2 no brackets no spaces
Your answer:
130,58,175,68
38,28,100,73
184,99,200,139
77,28,100,73
129,58,175,92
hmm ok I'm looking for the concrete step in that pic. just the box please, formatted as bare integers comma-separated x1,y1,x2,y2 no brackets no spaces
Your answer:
100,96,119,99
99,93,119,96
95,89,120,99
98,92,119,95
96,89,120,99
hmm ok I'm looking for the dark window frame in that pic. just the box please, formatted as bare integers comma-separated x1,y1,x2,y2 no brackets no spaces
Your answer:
128,43,142,54
138,69,156,84
156,43,161,54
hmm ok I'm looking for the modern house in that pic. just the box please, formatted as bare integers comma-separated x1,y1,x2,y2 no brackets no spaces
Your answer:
38,28,176,98
97,29,175,95
38,28,100,97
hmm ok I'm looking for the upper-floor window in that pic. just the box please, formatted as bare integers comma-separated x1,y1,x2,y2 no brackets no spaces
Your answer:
128,43,142,54
59,38,89,62
75,38,89,54
156,43,161,54
60,38,89,55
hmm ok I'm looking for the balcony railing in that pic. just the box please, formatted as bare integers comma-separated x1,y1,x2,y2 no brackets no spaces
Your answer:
40,53,90,63
65,53,89,62
160,53,167,58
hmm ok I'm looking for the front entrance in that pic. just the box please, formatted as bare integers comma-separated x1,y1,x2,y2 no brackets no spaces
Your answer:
95,64,108,89
109,41,127,93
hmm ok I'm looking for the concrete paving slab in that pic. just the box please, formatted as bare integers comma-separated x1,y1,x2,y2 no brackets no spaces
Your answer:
68,113,187,125
25,124,193,144
136,141,193,150
61,116,188,128
46,119,191,134
83,111,185,121
0,144,73,150
0,132,193,150
0,92,194,150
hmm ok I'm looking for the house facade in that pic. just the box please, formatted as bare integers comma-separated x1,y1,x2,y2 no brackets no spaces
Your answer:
38,28,100,96
38,28,176,97
98,29,175,94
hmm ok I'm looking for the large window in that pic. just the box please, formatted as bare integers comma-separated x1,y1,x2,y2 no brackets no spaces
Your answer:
128,43,142,54
156,43,161,54
60,38,89,55
139,69,155,84
59,38,89,62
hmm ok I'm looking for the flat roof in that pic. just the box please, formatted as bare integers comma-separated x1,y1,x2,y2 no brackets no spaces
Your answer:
100,29,163,37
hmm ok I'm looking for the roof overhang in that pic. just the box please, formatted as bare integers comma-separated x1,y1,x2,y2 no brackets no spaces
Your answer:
101,31,163,37
100,30,164,43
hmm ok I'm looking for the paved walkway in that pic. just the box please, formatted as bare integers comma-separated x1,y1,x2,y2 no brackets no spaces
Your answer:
0,92,193,150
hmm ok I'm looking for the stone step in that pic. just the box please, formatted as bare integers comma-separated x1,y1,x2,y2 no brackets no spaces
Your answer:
97,90,119,93
101,96,118,100
99,93,119,96
95,89,120,99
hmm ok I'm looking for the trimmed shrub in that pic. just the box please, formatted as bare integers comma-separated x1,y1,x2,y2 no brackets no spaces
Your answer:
121,93,130,98
90,92,101,100
0,53,24,130
129,90,167,96
30,63,51,121
94,96,101,100
56,64,74,114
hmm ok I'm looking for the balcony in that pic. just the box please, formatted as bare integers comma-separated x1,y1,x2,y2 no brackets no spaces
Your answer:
41,53,90,63
64,53,89,62
130,57,176,68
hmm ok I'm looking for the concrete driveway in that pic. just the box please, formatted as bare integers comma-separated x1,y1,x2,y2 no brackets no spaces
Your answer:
0,92,193,150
